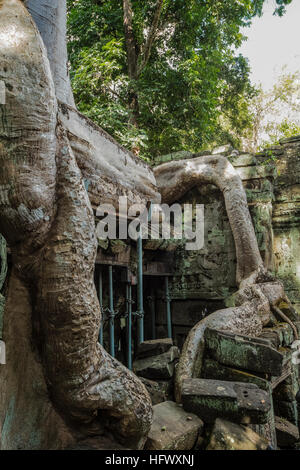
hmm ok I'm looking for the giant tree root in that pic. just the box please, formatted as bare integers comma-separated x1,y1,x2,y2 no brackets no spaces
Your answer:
0,0,152,449
33,127,152,448
173,270,298,402
154,157,299,403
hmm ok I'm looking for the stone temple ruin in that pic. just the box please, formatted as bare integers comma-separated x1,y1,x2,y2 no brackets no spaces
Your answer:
0,0,300,451
88,140,300,450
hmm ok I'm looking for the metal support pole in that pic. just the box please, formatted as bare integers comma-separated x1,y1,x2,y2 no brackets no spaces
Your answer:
126,282,133,370
108,265,115,357
165,277,172,339
137,233,144,344
98,268,103,345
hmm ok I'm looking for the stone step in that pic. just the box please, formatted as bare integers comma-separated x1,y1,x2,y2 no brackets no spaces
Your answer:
205,328,287,376
133,346,179,380
182,378,271,424
206,418,269,450
275,416,300,448
144,401,203,450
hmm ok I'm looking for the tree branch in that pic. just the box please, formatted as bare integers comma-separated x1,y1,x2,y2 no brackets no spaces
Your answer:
138,0,164,76
122,0,138,79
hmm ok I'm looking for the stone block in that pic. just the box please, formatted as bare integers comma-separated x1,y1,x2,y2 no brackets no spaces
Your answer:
211,144,233,156
202,358,269,391
275,416,299,448
279,323,295,347
136,338,173,359
144,401,203,450
230,153,258,167
133,346,179,380
274,400,298,426
139,377,173,405
270,360,293,390
263,323,295,347
182,378,271,425
273,381,298,402
236,164,277,181
206,418,269,450
284,363,299,385
205,328,286,376
258,329,282,349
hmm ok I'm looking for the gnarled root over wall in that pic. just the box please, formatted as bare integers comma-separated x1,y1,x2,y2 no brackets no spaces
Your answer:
154,157,298,402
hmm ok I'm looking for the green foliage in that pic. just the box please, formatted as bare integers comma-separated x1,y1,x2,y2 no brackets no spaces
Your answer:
242,69,300,152
67,0,292,160
273,0,293,16
265,120,300,147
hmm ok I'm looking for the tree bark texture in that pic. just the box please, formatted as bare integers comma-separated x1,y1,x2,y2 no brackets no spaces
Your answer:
0,0,153,449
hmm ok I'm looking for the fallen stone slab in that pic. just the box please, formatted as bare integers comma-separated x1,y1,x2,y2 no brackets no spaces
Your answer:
205,328,286,376
133,346,179,380
136,338,173,359
139,377,173,405
275,416,299,448
144,401,203,450
182,378,271,424
206,418,269,450
202,358,269,391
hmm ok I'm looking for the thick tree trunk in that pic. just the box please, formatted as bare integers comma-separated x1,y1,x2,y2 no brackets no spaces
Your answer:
25,0,75,107
122,0,140,128
122,0,164,131
0,0,153,449
0,271,75,450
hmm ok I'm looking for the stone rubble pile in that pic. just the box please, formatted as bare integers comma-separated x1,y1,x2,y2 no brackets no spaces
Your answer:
137,319,300,450
137,138,300,450
133,338,178,404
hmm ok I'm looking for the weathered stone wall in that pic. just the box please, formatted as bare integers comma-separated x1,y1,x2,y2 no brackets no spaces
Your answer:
271,137,300,312
154,138,300,343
